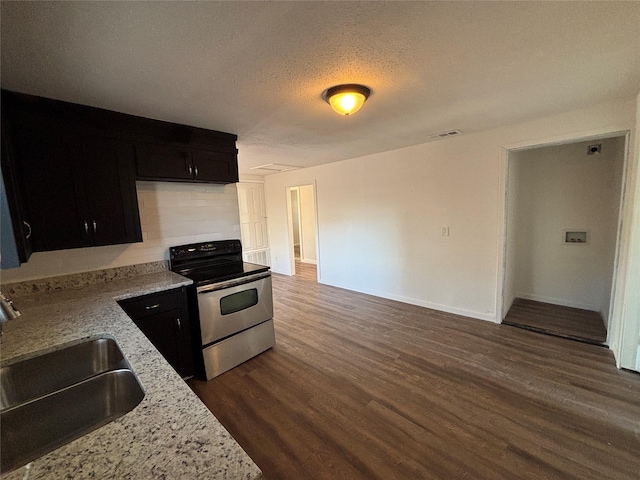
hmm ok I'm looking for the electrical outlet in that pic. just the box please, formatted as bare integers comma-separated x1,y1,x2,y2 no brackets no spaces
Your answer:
441,226,450,237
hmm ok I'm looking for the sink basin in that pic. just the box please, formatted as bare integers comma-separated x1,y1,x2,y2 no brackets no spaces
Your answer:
0,338,145,473
1,338,129,410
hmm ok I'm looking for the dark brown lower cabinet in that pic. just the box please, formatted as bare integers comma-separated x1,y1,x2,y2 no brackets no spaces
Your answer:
118,287,194,378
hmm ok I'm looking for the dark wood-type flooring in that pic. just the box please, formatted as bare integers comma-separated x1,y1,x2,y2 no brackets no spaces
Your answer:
295,259,317,281
188,274,640,480
504,298,607,344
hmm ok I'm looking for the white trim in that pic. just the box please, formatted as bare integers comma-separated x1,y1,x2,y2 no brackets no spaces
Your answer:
515,292,598,313
501,128,630,152
313,179,321,282
285,183,320,280
320,279,497,323
284,186,295,276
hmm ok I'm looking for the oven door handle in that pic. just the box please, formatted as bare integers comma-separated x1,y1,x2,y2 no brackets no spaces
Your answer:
196,272,271,294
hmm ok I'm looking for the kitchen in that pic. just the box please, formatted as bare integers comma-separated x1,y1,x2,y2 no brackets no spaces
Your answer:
2,2,640,479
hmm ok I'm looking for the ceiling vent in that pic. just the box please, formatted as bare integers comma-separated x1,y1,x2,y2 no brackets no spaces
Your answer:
426,129,462,141
249,163,302,172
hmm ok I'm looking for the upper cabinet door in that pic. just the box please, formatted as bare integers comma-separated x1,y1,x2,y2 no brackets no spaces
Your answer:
1,120,32,265
82,138,142,247
136,144,194,181
13,127,91,251
191,149,239,184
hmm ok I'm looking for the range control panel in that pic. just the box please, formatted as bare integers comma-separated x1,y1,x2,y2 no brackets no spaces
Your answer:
170,240,242,260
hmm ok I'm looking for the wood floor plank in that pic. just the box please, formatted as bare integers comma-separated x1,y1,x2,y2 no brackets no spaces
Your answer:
295,260,317,281
188,273,640,480
504,298,607,343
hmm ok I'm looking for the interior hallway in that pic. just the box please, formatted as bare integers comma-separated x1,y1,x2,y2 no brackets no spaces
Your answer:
503,298,607,345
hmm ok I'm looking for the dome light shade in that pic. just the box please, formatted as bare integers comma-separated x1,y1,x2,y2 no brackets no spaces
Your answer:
323,84,371,116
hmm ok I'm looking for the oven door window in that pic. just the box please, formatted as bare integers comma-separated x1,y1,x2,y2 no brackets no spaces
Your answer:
220,288,259,315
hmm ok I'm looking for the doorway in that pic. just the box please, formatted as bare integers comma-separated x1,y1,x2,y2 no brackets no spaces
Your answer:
501,135,626,344
287,184,318,281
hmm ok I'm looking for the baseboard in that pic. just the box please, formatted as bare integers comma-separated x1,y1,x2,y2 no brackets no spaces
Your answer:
516,292,598,312
300,259,317,265
319,279,497,323
270,267,293,276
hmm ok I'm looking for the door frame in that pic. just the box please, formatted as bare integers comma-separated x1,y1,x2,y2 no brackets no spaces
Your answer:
497,129,631,348
289,187,303,260
285,182,320,280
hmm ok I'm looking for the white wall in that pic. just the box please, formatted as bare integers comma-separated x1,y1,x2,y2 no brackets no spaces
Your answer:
508,137,624,321
299,185,317,263
0,181,240,282
265,97,638,329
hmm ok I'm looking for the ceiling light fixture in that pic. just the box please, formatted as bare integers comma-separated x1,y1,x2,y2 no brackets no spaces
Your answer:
323,84,371,116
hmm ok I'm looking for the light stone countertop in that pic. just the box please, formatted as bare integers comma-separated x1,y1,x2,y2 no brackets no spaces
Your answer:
0,270,262,480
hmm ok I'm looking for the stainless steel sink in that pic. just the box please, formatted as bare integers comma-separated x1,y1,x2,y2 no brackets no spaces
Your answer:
1,338,129,410
0,338,145,473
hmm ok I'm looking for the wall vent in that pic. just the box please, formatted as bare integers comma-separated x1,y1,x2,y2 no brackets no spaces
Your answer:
249,163,302,172
426,129,462,141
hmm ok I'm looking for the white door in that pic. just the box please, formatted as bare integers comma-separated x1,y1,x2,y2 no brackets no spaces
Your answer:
237,182,270,266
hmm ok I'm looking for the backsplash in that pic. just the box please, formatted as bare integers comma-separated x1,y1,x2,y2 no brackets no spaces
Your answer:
0,181,241,283
1,261,168,297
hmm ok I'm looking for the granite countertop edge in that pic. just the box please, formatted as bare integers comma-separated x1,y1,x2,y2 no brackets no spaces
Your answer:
0,270,262,480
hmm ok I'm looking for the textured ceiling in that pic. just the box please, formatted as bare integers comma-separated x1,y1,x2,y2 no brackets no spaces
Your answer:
1,2,639,175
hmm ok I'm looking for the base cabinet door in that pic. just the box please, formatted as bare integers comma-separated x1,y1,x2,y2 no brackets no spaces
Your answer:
118,288,194,378
134,309,183,374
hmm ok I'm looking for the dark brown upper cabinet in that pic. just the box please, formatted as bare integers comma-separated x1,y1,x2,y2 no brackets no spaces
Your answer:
1,119,32,266
1,89,239,254
191,149,238,183
2,91,142,252
136,144,238,184
8,125,142,251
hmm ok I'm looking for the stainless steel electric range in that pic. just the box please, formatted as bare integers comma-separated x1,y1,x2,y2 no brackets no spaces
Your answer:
169,240,275,380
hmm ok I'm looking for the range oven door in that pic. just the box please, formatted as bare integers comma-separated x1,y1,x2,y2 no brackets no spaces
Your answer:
196,272,273,346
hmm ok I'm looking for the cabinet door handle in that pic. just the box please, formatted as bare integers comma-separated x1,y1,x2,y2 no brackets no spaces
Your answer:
145,303,160,310
84,221,89,235
23,221,32,239
194,165,198,178
187,158,192,176
93,220,97,233
176,318,181,329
